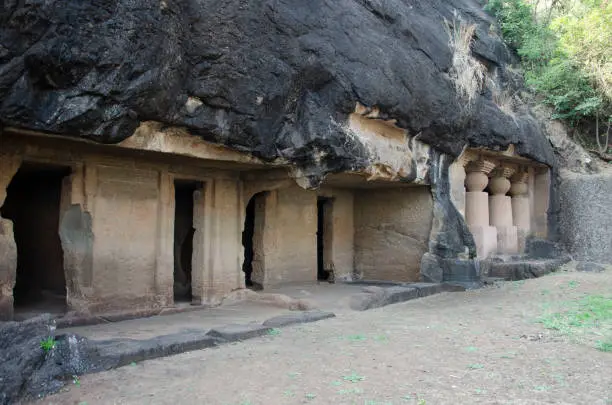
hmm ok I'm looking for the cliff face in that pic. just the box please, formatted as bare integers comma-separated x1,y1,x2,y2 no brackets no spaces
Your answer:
0,0,554,182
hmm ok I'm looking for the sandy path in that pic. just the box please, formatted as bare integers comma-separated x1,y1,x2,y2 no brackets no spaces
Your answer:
36,270,612,405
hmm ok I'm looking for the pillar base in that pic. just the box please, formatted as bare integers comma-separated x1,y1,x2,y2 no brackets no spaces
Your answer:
0,294,13,321
489,195,513,227
466,191,490,227
469,225,498,258
496,226,519,254
511,195,531,231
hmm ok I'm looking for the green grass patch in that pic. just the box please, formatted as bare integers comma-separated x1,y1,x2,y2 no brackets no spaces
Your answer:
40,337,56,352
346,334,368,342
342,371,365,383
596,339,612,352
538,294,612,350
267,328,281,336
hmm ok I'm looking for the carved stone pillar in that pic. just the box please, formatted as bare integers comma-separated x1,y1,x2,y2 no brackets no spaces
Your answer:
0,151,21,320
533,167,550,238
449,150,476,218
465,159,497,258
510,169,531,252
489,166,518,254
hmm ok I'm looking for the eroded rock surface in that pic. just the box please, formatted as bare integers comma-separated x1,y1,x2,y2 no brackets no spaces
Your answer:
0,315,93,405
0,0,555,184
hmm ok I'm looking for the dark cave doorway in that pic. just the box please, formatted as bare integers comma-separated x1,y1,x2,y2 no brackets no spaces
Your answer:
173,180,200,303
242,191,266,290
317,197,334,282
0,162,71,317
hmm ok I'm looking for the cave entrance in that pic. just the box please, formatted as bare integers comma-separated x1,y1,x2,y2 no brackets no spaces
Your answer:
173,180,201,303
0,162,71,318
242,192,266,290
317,197,334,282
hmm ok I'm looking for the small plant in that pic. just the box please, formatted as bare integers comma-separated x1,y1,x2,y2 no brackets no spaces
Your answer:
347,334,368,342
40,337,56,352
596,339,612,352
267,328,281,336
305,393,316,400
467,363,485,370
72,375,81,387
342,371,365,383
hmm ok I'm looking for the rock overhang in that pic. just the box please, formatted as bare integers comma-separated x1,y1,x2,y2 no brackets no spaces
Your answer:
0,0,556,182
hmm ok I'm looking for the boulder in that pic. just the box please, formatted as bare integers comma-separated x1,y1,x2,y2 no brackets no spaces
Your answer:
0,314,93,404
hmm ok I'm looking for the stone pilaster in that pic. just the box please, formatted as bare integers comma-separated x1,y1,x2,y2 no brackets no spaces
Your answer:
465,159,497,258
533,167,550,238
0,152,21,320
449,150,477,218
510,168,531,252
489,166,518,254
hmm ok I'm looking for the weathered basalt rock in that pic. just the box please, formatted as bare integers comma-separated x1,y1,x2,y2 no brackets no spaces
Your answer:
0,315,93,405
0,0,555,184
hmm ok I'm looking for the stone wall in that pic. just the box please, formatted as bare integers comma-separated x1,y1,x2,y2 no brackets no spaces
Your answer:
0,133,246,318
354,187,433,281
559,168,612,264
318,188,354,280
90,165,160,311
263,186,317,285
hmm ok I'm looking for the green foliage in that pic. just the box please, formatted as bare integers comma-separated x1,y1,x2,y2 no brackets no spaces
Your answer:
485,0,611,130
538,294,612,350
40,336,56,352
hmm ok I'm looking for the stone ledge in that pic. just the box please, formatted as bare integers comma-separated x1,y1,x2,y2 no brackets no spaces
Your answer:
262,310,336,327
205,324,272,342
486,258,569,280
350,286,419,311
349,282,467,311
92,330,219,370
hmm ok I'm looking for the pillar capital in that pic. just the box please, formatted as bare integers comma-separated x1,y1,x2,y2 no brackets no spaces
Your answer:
456,150,478,167
490,165,516,180
466,158,496,175
509,168,529,197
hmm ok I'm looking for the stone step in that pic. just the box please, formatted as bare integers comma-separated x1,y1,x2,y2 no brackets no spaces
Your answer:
485,258,569,281
348,282,466,311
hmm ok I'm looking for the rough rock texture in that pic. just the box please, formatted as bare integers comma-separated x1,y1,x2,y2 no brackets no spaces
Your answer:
0,315,93,405
92,331,219,369
419,152,478,281
558,168,612,264
575,261,608,273
0,0,555,184
481,258,569,281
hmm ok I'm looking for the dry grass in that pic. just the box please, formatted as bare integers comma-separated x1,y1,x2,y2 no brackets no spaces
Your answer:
445,13,486,109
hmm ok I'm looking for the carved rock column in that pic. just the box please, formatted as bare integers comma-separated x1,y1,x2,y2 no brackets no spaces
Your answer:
489,166,519,254
510,169,531,252
0,151,21,320
533,167,550,238
465,159,497,258
449,150,476,218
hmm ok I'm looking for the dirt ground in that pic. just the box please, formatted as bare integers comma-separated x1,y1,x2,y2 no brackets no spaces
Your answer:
35,268,612,405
